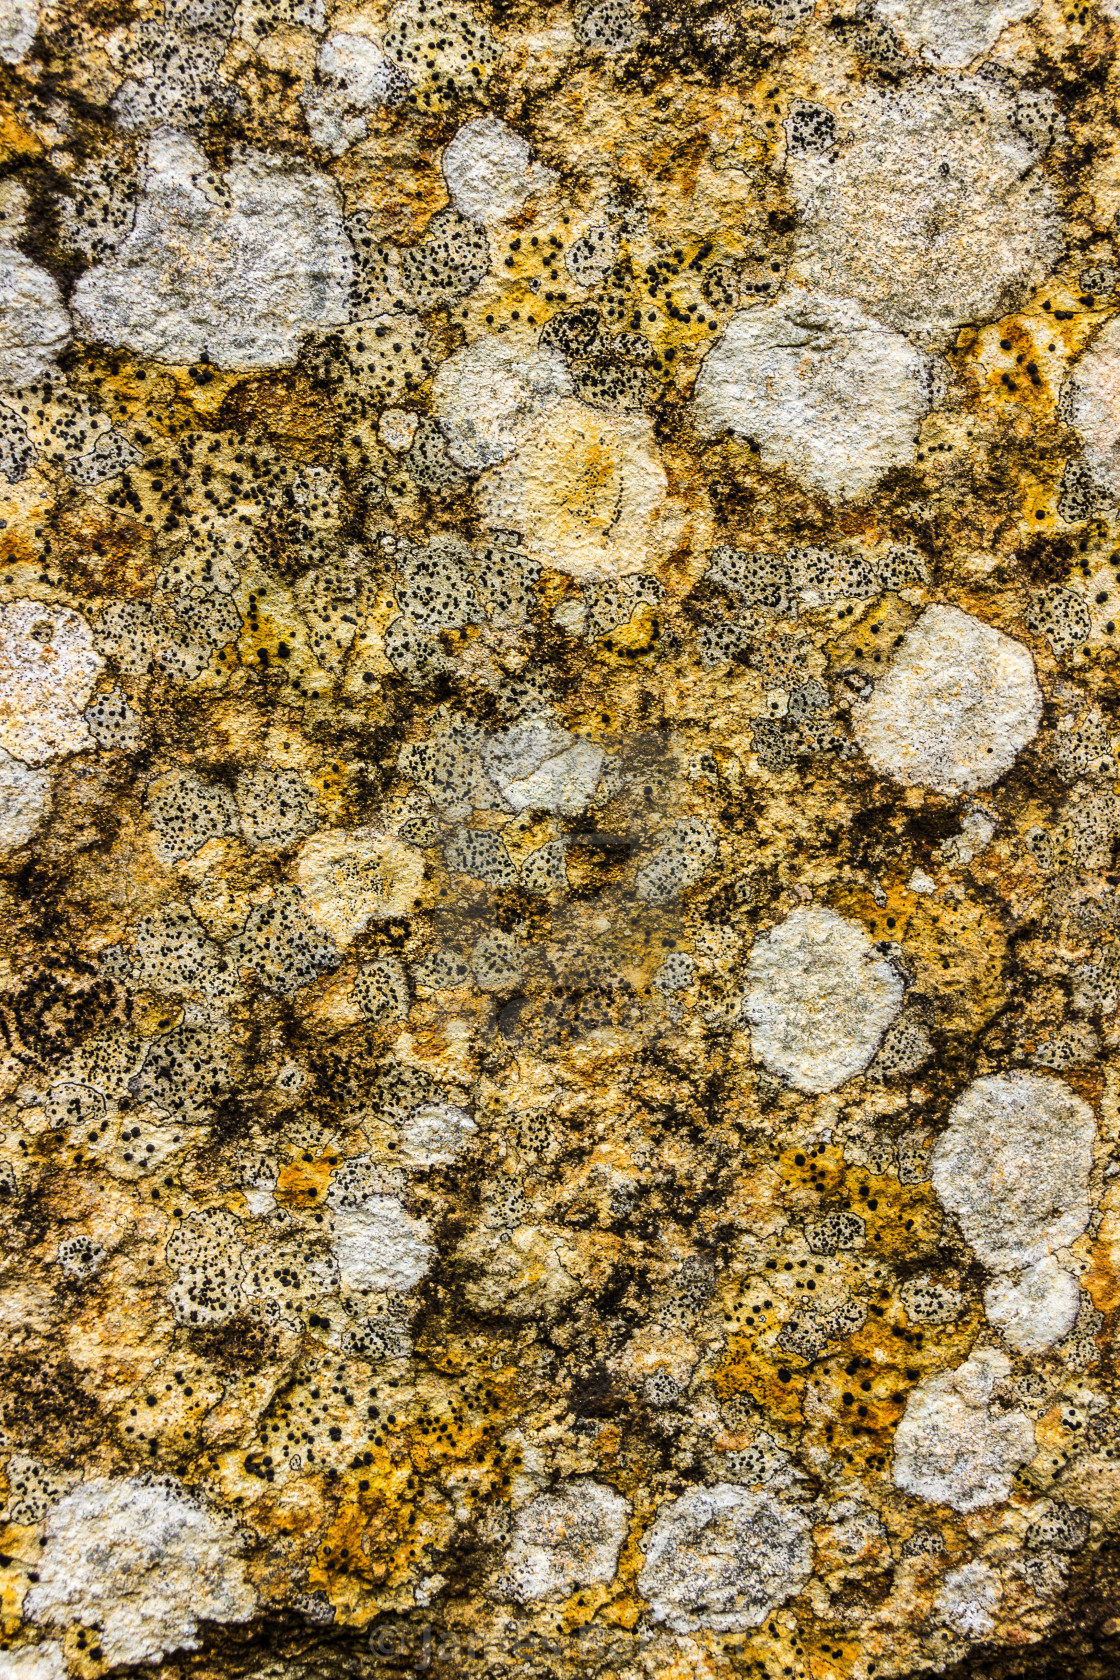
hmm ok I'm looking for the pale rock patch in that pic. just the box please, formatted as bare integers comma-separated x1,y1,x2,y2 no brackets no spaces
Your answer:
637,1484,812,1633
400,1101,476,1166
935,1560,1001,1637
0,747,49,849
0,602,103,766
892,1348,1034,1512
743,904,904,1093
788,80,1063,343
692,288,931,501
0,0,37,63
329,1193,433,1292
984,1257,1080,1355
296,829,425,947
432,338,571,472
0,247,70,388
379,407,420,453
480,714,572,785
71,129,353,369
478,399,670,579
304,33,404,154
496,1478,631,1601
875,0,1040,66
318,31,399,107
442,116,555,225
25,1475,256,1667
503,739,604,815
0,1644,66,1680
1064,314,1120,498
931,1072,1096,1270
853,605,1042,796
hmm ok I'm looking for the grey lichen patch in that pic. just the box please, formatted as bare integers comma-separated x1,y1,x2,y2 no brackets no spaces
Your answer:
0,603,102,766
744,904,904,1092
892,1348,1035,1513
0,249,71,388
854,605,1043,796
787,78,1063,343
71,131,354,369
693,288,932,500
496,1479,631,1602
637,1484,812,1633
25,1475,257,1665
0,746,50,849
931,1072,1096,1270
146,769,239,861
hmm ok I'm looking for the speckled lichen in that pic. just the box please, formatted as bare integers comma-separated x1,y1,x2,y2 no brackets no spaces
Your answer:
1,0,1120,1677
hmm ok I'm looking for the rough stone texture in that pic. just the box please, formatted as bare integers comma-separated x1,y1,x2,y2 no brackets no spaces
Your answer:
2,0,1120,1676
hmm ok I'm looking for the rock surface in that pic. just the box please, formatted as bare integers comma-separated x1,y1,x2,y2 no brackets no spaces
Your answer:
0,0,1117,1674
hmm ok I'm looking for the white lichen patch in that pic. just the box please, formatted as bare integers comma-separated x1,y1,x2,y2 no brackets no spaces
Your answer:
71,129,353,369
931,1072,1096,1271
442,116,555,225
1064,314,1120,498
637,1484,812,1633
496,1478,631,1601
400,1100,476,1165
891,1348,1034,1512
329,1187,433,1292
935,1560,1001,1637
983,1257,1080,1355
788,80,1063,342
0,602,102,766
481,716,605,816
0,0,38,65
319,30,397,102
0,746,49,849
0,1644,66,1679
874,0,1040,67
25,1475,257,1667
854,605,1042,797
478,400,670,579
693,288,931,500
296,829,425,946
743,904,904,1093
432,338,571,472
0,247,69,389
